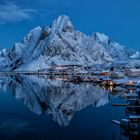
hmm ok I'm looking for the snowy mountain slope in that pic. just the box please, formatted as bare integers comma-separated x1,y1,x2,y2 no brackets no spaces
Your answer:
130,51,140,59
0,49,11,69
92,33,134,61
0,15,139,71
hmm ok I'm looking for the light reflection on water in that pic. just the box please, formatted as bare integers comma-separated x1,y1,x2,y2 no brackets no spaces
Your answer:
0,75,138,140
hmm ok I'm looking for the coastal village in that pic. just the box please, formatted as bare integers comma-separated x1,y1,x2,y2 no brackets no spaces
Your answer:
46,64,140,137
1,64,140,88
0,64,140,136
46,64,140,88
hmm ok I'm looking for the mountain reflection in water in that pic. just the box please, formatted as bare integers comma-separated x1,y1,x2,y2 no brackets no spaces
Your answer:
0,75,109,127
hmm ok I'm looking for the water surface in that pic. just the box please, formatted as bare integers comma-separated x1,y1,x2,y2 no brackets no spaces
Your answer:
0,75,137,140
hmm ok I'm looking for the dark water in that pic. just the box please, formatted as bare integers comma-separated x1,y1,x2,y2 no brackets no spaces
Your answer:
0,75,138,140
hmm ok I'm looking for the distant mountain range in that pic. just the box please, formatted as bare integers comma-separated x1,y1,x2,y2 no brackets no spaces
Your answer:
0,15,139,71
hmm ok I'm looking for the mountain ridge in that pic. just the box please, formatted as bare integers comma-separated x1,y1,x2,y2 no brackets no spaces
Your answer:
0,15,139,71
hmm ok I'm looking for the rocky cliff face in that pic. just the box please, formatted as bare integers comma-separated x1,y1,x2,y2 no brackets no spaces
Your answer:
0,15,138,71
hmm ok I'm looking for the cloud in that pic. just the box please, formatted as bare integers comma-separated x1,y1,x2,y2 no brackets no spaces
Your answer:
0,2,37,24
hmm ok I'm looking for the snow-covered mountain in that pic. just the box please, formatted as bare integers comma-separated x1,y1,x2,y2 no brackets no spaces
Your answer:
0,15,139,71
130,51,140,59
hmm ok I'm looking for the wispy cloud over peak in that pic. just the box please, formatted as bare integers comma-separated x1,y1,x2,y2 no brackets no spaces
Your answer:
0,2,36,24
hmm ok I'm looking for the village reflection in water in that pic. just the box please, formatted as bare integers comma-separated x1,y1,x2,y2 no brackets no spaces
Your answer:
0,74,140,140
0,75,110,127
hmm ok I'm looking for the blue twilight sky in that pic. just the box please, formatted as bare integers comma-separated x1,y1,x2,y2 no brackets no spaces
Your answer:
0,0,140,50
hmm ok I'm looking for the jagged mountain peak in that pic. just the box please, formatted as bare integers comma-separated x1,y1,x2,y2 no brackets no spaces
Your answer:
50,15,73,32
93,32,110,45
22,26,42,45
130,51,140,59
0,49,7,57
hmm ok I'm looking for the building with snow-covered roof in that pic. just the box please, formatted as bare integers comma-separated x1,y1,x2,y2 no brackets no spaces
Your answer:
125,69,140,77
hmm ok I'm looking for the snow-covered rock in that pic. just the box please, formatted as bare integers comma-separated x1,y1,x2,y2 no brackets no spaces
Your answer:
0,15,139,71
93,32,110,45
92,32,132,61
130,51,140,59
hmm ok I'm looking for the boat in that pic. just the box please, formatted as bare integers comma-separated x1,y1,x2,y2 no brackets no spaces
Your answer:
112,116,140,136
120,116,140,135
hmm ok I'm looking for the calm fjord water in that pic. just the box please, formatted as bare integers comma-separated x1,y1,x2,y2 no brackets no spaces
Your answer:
0,75,136,140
